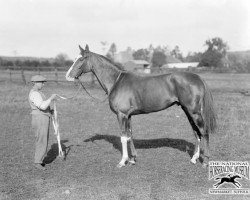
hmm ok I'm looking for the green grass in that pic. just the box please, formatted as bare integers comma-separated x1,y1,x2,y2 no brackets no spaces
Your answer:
1,73,250,200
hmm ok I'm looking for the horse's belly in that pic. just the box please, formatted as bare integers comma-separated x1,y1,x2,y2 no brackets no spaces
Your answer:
141,97,174,113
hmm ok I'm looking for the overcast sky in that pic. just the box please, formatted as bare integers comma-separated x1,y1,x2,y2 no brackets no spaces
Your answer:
0,0,249,59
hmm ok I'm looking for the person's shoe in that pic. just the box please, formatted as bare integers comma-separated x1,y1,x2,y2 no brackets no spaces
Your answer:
34,163,46,171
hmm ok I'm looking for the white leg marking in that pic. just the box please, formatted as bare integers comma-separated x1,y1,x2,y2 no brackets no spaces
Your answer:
117,136,130,168
191,139,200,164
128,159,136,165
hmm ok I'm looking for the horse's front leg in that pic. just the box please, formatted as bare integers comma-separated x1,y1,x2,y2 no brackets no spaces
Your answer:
117,112,130,168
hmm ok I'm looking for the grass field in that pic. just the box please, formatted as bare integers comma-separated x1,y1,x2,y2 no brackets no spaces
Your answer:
1,72,250,200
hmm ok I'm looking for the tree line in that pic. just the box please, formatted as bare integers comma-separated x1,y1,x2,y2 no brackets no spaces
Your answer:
1,37,250,72
0,53,73,70
105,37,250,72
104,37,230,68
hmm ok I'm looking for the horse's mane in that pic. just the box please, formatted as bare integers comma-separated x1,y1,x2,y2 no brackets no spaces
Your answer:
92,52,126,71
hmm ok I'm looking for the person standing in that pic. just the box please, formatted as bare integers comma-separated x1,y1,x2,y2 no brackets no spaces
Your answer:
28,75,57,170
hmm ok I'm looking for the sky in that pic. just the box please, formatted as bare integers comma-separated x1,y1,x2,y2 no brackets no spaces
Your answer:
0,0,250,59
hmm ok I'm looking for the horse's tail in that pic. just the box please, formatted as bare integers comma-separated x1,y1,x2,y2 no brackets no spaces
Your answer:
202,80,217,135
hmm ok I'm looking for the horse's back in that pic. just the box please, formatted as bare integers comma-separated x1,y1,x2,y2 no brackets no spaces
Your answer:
170,72,205,94
171,71,204,87
109,72,176,114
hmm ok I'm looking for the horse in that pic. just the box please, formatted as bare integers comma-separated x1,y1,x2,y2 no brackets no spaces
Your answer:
213,174,241,188
66,45,217,168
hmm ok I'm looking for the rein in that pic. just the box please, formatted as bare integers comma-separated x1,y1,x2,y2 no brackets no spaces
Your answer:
76,72,123,103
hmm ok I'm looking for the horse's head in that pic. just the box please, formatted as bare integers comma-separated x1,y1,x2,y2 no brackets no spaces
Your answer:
66,45,92,81
228,174,241,179
234,175,241,179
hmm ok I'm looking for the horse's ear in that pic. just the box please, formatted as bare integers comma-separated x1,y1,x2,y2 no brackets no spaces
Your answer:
79,45,85,53
85,45,89,52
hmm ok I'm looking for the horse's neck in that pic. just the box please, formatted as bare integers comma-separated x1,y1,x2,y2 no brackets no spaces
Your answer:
92,60,121,94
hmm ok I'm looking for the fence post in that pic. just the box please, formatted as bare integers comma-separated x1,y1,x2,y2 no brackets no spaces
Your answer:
21,66,26,84
54,66,58,83
8,67,12,82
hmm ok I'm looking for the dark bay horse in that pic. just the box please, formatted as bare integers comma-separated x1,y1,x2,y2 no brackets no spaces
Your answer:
66,45,217,168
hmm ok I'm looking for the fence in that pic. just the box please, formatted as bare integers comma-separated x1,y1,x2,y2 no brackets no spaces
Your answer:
0,66,95,84
1,65,241,84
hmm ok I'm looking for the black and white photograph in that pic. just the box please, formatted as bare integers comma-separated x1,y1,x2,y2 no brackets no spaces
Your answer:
0,0,250,199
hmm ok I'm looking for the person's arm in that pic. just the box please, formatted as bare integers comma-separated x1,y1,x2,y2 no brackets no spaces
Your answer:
39,97,54,110
30,92,57,110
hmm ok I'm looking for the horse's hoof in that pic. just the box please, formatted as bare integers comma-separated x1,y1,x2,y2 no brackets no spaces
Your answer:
59,151,65,158
117,159,128,168
190,159,197,164
117,163,126,168
128,160,136,166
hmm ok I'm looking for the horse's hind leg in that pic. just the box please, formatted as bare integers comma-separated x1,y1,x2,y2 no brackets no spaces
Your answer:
127,116,137,165
202,133,210,167
187,110,210,167
191,135,201,164
181,106,203,165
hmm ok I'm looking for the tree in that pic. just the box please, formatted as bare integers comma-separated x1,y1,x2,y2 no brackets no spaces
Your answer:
185,52,202,62
30,60,40,68
55,53,69,67
132,49,150,61
23,60,33,67
151,50,167,68
100,41,108,55
228,51,250,72
205,37,228,56
148,44,154,53
107,43,117,61
171,45,184,61
199,37,229,67
40,60,51,67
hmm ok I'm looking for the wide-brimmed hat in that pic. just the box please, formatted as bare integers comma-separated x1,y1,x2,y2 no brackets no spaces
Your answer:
31,75,47,82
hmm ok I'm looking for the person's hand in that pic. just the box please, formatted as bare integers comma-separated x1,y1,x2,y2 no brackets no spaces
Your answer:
50,108,54,115
50,94,58,101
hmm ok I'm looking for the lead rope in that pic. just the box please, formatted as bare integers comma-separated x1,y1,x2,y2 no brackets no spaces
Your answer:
50,78,107,158
52,102,64,157
50,79,104,157
51,84,82,158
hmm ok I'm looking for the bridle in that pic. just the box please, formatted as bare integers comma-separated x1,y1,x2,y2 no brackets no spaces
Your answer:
76,71,123,102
